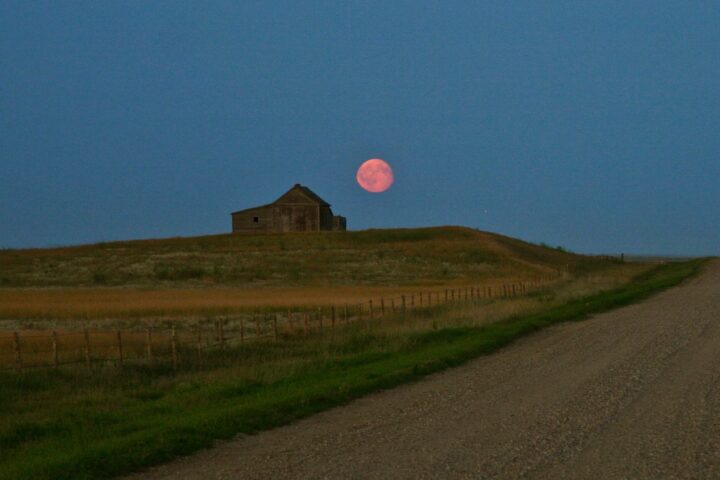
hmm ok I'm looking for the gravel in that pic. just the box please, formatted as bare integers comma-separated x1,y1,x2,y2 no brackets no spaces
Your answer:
127,260,720,480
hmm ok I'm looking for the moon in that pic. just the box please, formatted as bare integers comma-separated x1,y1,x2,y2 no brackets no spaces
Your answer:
356,158,394,193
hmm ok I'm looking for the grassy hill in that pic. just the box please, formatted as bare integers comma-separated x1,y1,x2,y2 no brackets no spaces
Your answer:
0,226,605,289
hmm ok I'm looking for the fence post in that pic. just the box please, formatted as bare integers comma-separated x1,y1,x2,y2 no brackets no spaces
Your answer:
255,315,261,337
369,300,374,320
344,305,349,323
116,330,123,367
145,327,153,361
171,324,178,373
13,332,22,373
304,312,309,333
219,319,225,352
318,309,324,329
240,317,245,343
331,306,336,328
196,325,203,363
52,331,59,369
84,328,91,369
401,295,406,313
391,299,395,312
273,314,279,340
445,289,448,303
411,295,415,308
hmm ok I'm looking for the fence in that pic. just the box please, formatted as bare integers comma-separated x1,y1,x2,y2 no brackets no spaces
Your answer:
0,280,550,373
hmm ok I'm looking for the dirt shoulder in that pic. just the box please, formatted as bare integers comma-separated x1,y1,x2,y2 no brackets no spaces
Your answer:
127,260,720,480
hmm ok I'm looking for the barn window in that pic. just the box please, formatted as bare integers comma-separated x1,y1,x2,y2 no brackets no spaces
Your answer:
253,216,259,223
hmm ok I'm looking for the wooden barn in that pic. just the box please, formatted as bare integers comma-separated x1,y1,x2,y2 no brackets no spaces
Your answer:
231,184,347,233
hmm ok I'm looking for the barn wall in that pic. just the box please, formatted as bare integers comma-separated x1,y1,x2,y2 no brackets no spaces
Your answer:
319,206,334,230
332,216,347,231
232,206,273,233
274,205,319,232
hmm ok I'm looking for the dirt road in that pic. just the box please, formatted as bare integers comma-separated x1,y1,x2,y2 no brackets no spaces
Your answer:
129,260,720,479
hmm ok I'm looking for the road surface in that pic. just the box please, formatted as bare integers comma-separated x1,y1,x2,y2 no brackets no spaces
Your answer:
128,260,720,479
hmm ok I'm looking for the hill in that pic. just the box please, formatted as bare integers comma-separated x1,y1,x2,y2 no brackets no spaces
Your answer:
0,227,621,320
0,226,602,289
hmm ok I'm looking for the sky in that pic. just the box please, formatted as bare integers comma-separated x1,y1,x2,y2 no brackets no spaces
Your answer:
1,1,718,255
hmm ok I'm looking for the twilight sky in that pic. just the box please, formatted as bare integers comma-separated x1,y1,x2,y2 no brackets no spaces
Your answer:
1,1,718,255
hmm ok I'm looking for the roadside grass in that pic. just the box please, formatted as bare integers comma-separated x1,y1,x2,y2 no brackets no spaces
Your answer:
0,259,706,480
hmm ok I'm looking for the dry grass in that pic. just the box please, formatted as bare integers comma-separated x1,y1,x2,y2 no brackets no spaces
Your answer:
0,226,600,288
0,278,552,321
0,263,650,371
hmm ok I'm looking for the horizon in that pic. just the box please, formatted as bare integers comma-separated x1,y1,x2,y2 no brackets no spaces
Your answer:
2,2,719,255
0,224,710,259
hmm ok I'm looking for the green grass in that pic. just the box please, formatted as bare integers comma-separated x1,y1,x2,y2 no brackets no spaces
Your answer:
0,259,707,480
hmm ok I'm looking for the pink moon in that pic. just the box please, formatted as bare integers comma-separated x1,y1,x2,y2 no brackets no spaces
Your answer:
356,158,394,193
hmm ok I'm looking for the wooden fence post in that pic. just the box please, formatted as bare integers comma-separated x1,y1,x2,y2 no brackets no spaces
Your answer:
84,328,91,369
445,289,448,303
391,299,395,312
116,330,123,367
318,309,324,329
13,332,22,373
304,312,309,333
196,325,203,363
145,327,153,361
273,314,279,340
401,295,406,312
219,319,225,352
240,317,245,343
331,306,336,328
411,295,415,308
380,298,385,315
171,324,178,373
344,305,349,323
255,315,261,337
52,331,59,369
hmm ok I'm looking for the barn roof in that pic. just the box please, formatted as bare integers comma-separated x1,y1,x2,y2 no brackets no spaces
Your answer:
231,184,330,215
279,184,330,206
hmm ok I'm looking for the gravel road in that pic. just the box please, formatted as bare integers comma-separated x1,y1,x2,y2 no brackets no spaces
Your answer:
128,260,720,479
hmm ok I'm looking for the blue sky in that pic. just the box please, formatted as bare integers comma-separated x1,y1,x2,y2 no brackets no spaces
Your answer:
1,1,718,255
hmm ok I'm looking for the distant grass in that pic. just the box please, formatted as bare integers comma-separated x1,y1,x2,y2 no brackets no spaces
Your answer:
0,259,706,480
0,226,605,288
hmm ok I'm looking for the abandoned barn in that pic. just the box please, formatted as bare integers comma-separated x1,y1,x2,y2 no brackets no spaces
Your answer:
231,184,347,233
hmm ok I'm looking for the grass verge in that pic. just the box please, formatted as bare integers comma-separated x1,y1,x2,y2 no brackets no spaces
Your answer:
0,259,707,480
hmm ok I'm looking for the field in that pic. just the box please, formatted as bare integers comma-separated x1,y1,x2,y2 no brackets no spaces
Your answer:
0,226,597,323
0,226,703,479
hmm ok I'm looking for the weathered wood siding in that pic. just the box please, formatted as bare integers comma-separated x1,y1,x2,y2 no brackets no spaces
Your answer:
231,184,346,234
232,206,274,233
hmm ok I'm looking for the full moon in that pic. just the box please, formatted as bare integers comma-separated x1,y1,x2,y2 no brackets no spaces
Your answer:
356,158,394,193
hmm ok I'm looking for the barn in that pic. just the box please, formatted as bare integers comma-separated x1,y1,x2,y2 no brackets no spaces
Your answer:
231,184,347,233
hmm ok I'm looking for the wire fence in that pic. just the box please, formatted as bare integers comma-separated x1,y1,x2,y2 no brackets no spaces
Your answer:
0,280,552,373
